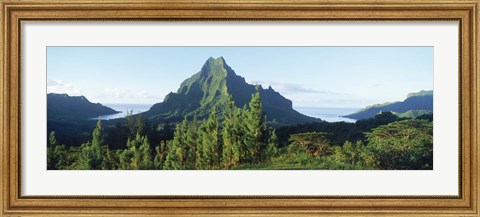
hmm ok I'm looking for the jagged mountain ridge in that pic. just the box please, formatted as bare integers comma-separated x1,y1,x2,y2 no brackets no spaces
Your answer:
142,57,318,125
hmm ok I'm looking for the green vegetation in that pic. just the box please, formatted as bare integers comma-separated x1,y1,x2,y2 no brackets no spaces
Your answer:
48,90,433,170
49,90,278,170
395,110,433,119
47,93,121,149
365,119,433,169
46,57,434,170
235,118,432,170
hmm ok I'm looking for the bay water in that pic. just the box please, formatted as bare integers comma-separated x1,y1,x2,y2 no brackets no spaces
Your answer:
294,107,358,123
95,103,153,120
94,104,358,123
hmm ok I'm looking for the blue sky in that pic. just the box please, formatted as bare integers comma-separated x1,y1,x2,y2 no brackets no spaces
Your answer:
47,47,433,108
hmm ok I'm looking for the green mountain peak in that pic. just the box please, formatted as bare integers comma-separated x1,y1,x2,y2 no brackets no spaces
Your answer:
175,56,232,106
207,56,226,64
143,57,318,125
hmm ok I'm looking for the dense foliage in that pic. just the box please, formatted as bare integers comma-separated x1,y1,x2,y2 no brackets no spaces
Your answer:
48,91,277,170
48,89,433,170
46,57,434,170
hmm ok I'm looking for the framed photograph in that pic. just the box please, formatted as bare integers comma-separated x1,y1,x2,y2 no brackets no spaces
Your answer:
1,0,478,216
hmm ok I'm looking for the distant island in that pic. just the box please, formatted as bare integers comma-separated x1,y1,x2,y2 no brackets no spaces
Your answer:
344,90,433,120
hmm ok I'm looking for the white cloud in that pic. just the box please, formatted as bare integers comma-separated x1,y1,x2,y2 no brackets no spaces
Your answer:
47,79,83,95
99,88,157,101
248,80,342,95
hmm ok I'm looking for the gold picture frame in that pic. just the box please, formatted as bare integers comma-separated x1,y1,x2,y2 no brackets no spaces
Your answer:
1,0,478,216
